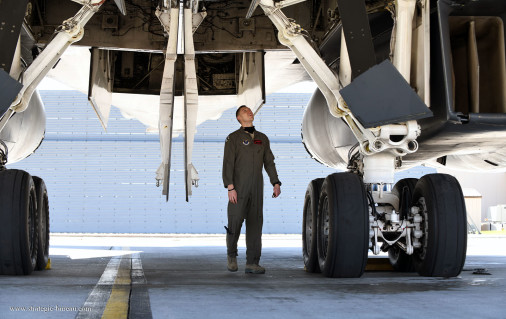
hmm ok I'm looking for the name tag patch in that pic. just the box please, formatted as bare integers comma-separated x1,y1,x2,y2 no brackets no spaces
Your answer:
254,139,262,145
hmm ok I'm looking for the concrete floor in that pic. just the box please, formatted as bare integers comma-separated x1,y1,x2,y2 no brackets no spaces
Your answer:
1,234,506,319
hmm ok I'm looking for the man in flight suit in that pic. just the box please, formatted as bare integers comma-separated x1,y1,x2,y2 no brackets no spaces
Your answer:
222,105,281,274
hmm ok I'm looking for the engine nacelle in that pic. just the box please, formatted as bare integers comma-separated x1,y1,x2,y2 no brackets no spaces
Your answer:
1,91,46,164
302,89,356,170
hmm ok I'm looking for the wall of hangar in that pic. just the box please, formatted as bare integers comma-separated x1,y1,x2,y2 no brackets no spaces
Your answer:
8,90,434,234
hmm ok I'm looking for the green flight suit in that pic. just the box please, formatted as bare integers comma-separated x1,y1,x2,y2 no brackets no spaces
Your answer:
222,127,280,265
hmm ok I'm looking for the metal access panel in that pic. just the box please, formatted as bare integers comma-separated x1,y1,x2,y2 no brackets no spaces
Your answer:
0,0,30,73
88,48,113,130
0,69,22,117
335,0,376,78
340,60,433,128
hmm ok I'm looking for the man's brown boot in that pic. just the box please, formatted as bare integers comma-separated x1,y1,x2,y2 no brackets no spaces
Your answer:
245,264,265,274
227,256,238,272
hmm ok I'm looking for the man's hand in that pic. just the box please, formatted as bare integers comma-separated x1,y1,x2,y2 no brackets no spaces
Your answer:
273,184,281,198
228,184,237,204
228,189,237,204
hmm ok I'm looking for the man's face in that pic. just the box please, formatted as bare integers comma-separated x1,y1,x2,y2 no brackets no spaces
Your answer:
237,106,254,124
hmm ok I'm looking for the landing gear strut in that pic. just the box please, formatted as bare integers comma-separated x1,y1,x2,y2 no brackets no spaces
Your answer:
388,178,417,272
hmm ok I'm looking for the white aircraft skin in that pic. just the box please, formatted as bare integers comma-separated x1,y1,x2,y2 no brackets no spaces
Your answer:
46,47,310,133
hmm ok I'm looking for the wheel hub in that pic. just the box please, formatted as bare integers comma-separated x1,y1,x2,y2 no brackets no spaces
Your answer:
305,198,312,249
29,190,37,260
413,197,428,261
321,197,330,259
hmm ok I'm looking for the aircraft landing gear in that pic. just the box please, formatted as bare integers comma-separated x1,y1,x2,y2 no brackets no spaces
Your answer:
302,173,467,278
0,169,50,275
0,0,99,276
387,178,418,272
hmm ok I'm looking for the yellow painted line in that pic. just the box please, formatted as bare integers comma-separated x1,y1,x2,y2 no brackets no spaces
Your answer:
101,248,132,319
481,230,506,235
45,258,51,270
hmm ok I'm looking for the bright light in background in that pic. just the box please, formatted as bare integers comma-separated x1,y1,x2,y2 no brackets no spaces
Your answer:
49,234,506,259
38,76,73,90
49,234,304,260
277,81,317,93
49,247,142,260
49,234,303,250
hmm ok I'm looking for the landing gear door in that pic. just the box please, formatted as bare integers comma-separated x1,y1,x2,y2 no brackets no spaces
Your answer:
0,69,22,118
88,48,113,131
237,51,265,114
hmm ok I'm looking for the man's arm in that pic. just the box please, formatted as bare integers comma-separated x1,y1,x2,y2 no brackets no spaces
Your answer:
222,134,236,188
223,134,238,203
263,136,281,191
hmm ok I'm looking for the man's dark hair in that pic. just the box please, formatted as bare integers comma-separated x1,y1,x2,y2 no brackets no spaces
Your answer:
236,105,248,119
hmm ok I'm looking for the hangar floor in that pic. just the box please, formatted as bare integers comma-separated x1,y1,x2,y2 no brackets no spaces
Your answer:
1,234,505,319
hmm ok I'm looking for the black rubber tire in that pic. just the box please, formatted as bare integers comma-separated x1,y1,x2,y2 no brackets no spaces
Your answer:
388,178,418,272
412,174,467,277
316,173,369,278
33,176,49,271
0,169,38,275
302,178,324,273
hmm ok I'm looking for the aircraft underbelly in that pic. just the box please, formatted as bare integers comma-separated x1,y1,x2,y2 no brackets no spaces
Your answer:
403,119,506,170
